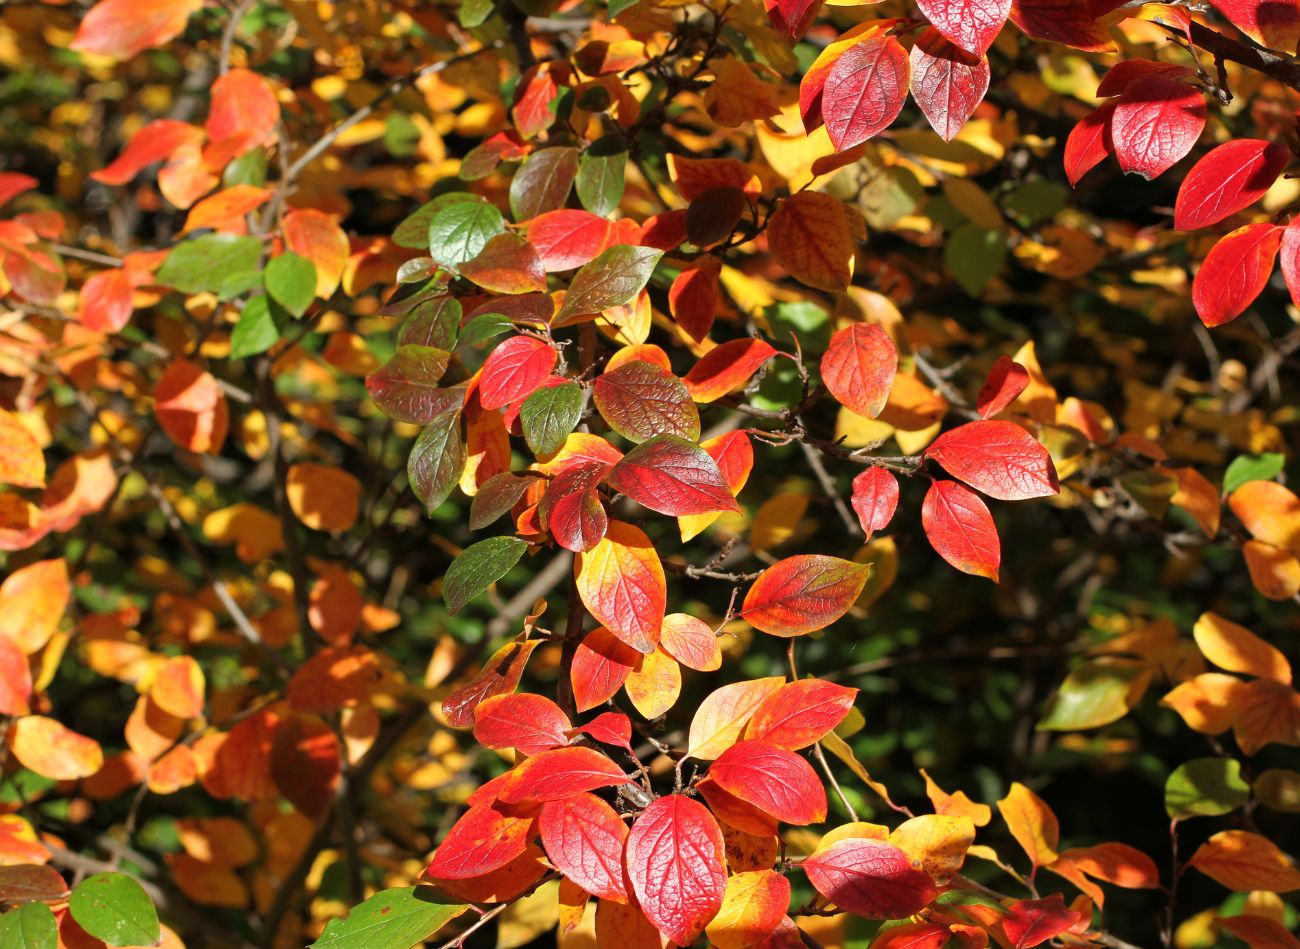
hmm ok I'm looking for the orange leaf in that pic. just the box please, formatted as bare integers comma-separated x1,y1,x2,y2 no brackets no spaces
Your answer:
10,715,104,780
575,520,665,655
149,654,206,719
0,558,69,654
1193,612,1291,684
0,408,44,489
284,209,349,298
181,185,271,234
206,68,280,155
767,191,856,293
155,359,229,455
1229,480,1300,551
70,0,202,60
705,869,791,949
997,782,1060,868
286,463,362,532
1188,830,1300,892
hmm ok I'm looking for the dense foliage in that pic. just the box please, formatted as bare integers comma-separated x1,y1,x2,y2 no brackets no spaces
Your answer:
0,0,1299,946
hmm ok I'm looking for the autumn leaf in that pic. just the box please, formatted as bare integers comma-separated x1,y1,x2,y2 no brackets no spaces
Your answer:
742,555,871,637
624,794,728,945
802,838,938,918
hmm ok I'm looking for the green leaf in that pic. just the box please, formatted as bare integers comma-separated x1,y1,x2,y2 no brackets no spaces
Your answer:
310,886,467,949
1038,659,1145,731
457,313,515,349
408,411,466,514
444,536,529,614
1223,453,1285,495
229,295,287,359
576,136,627,217
0,902,57,949
400,295,463,350
1166,758,1250,820
68,873,160,948
427,200,505,267
1255,769,1300,813
265,251,317,317
555,245,662,325
156,234,262,294
945,224,1006,297
608,0,640,16
217,268,264,302
223,148,268,188
520,382,584,456
459,0,495,28
392,192,478,249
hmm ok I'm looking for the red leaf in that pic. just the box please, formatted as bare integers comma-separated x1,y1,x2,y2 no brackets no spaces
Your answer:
90,119,204,186
525,209,617,272
742,556,871,637
625,794,728,945
821,323,899,419
1192,222,1283,328
822,35,910,152
442,640,539,728
1279,217,1300,308
1110,75,1205,180
870,921,953,949
669,258,722,342
473,693,572,756
1002,893,1083,948
1175,139,1292,231
802,839,938,918
425,802,536,880
1206,0,1300,49
572,628,640,712
0,173,37,208
917,0,1010,55
908,28,991,143
683,338,778,404
924,420,1059,500
541,460,611,553
850,467,900,538
1063,101,1115,187
765,0,822,39
1009,0,1113,50
540,792,630,902
1096,60,1193,97
569,711,633,749
709,739,827,825
921,480,1001,581
496,746,632,805
479,336,558,410
70,0,200,60
976,354,1030,418
206,68,280,156
605,434,740,517
745,680,858,750
78,268,135,334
